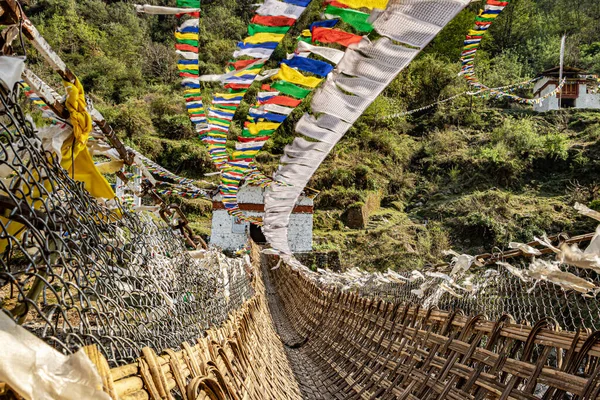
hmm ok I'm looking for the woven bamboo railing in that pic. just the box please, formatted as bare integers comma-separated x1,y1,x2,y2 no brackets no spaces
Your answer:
267,258,600,400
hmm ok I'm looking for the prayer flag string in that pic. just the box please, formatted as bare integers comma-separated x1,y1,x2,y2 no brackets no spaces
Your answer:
216,0,387,223
459,0,566,105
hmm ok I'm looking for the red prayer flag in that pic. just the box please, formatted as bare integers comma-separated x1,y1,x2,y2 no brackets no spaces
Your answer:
325,0,350,8
261,96,302,107
238,135,271,142
229,59,258,70
224,83,252,90
176,11,200,18
251,15,296,27
312,27,362,47
175,44,198,53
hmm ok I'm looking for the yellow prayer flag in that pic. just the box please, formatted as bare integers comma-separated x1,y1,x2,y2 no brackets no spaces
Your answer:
175,32,199,41
247,122,281,135
62,78,115,199
243,32,285,44
333,0,388,10
273,64,323,88
215,92,245,99
235,68,261,76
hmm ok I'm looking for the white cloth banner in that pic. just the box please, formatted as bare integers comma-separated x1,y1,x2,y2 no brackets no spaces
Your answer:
0,56,25,93
233,47,274,59
263,0,471,255
258,91,280,99
261,104,294,115
176,50,198,60
372,0,468,48
255,0,305,19
296,41,345,65
235,141,268,150
179,18,199,29
134,4,200,14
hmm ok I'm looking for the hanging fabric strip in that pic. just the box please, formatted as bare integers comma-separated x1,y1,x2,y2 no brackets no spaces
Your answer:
270,80,312,98
296,38,345,64
323,5,374,32
263,0,470,255
311,27,363,46
280,56,334,77
134,4,200,14
273,64,323,87
331,0,389,10
255,0,306,19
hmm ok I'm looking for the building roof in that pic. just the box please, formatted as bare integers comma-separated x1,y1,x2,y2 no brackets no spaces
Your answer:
537,66,594,79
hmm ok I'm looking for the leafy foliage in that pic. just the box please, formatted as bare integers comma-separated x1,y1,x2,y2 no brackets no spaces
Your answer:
24,0,600,270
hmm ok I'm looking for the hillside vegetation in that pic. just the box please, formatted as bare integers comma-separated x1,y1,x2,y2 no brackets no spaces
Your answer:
23,0,600,270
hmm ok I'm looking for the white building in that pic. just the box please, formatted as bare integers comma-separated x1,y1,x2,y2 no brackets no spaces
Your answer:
209,186,314,252
533,66,599,112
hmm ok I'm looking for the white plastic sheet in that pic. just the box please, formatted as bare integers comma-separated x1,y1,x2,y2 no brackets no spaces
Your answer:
0,56,25,93
0,312,110,400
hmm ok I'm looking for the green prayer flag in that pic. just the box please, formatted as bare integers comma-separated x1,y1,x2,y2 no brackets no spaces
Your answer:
177,39,199,47
324,5,373,32
177,0,200,7
214,105,238,111
271,80,311,99
241,129,276,137
248,24,290,36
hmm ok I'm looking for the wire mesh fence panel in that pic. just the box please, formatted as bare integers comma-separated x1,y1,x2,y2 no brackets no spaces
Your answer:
353,265,600,332
0,84,253,366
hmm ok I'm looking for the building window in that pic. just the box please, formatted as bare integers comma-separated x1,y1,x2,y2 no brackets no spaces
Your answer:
560,83,579,99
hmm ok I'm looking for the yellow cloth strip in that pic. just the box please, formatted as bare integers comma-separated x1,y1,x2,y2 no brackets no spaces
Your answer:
216,92,246,99
302,29,312,37
175,32,199,41
211,119,230,127
273,64,323,88
235,68,261,76
468,29,486,36
247,122,281,135
62,78,115,199
243,32,285,44
178,64,199,70
334,0,388,10
184,89,201,95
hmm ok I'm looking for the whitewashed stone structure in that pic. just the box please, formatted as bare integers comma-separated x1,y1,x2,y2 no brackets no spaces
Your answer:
210,186,314,252
533,67,599,112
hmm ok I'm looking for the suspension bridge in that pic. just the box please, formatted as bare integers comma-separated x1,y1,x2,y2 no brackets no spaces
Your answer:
2,0,600,399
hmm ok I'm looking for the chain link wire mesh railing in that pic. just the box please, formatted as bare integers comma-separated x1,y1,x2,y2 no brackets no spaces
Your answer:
0,83,253,367
343,263,600,333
